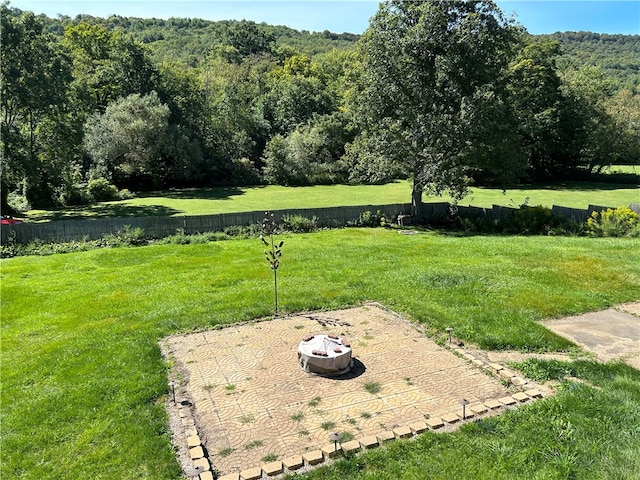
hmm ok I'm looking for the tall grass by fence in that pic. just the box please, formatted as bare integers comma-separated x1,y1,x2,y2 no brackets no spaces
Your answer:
2,202,638,245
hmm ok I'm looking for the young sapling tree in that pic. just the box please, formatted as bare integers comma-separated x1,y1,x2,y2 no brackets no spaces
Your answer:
260,211,283,315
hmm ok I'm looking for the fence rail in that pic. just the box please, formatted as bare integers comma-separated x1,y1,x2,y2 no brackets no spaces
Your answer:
1,201,636,245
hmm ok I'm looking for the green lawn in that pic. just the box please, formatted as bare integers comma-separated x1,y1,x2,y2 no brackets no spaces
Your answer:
602,164,639,175
2,229,640,479
23,180,640,222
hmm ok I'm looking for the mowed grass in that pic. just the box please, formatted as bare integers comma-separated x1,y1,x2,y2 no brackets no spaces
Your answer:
23,180,640,221
2,229,640,479
602,164,639,175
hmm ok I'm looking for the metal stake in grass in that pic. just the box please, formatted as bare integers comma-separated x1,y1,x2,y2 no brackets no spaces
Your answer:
261,211,283,316
445,327,453,343
329,432,341,453
169,380,176,404
460,398,469,420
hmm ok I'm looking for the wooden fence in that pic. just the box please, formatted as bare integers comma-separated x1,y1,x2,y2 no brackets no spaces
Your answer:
0,203,418,245
2,201,637,245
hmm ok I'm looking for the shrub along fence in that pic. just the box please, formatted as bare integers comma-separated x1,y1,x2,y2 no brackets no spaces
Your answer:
2,202,638,245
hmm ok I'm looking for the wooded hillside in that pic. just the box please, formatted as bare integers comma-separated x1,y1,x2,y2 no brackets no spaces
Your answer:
35,13,640,91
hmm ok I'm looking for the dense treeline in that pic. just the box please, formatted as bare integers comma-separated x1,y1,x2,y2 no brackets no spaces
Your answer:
541,31,640,93
1,1,639,213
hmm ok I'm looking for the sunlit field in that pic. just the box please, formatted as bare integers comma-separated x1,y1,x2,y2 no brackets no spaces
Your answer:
23,180,640,222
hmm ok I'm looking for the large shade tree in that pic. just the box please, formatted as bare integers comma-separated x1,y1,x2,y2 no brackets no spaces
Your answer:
353,0,521,218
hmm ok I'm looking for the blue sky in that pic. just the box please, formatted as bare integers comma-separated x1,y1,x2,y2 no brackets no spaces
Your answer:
8,1,640,35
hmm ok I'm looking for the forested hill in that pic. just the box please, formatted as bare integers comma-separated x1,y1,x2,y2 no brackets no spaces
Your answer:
540,32,640,92
39,14,360,62
36,13,640,90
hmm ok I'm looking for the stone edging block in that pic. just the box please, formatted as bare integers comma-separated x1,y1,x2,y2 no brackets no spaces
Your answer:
187,435,201,448
470,404,488,415
262,460,283,476
321,443,341,459
409,421,428,434
216,473,239,480
240,466,262,480
376,430,395,443
484,399,503,410
302,450,324,465
282,455,304,470
189,446,204,460
512,392,530,402
360,436,379,449
498,396,517,406
341,440,361,454
426,417,444,429
193,458,210,471
441,413,460,424
525,388,543,398
393,426,412,439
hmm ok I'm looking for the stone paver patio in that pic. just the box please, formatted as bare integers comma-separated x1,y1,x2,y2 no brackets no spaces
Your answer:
165,304,528,477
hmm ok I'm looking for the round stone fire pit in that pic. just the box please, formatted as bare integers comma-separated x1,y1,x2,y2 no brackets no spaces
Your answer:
298,334,353,376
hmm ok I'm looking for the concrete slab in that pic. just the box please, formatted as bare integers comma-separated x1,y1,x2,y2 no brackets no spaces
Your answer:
541,306,640,369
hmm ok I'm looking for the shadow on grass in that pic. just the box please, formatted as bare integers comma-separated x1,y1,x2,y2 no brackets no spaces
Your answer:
140,186,253,200
32,204,182,222
503,180,639,192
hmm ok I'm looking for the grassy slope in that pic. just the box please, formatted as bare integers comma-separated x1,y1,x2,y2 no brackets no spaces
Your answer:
2,230,640,479
23,180,640,222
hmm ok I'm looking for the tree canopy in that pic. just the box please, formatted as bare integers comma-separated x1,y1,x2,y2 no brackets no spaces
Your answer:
352,0,522,217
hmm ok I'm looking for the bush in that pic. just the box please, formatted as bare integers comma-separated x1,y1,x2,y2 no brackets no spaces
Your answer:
58,185,91,206
453,205,580,235
103,226,148,247
281,214,318,233
230,158,263,185
87,178,119,202
586,206,640,237
117,188,135,200
223,224,261,238
350,210,387,228
7,191,31,212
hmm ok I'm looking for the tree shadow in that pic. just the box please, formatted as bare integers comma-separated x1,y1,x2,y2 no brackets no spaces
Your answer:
141,186,256,200
502,180,639,192
32,204,182,222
